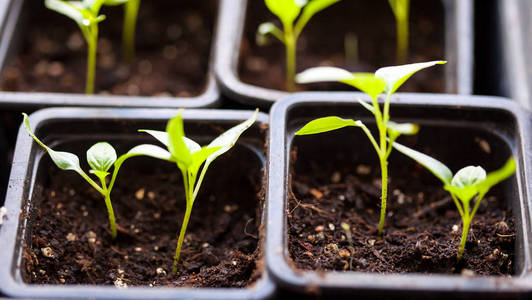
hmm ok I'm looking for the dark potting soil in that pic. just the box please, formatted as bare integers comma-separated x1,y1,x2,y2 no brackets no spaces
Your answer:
238,0,445,93
1,0,216,96
288,130,515,276
22,146,264,287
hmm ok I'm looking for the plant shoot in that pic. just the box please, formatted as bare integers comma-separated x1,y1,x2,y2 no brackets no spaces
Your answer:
138,110,258,273
388,0,410,63
22,113,160,239
294,61,446,235
257,0,341,92
392,142,516,259
44,0,128,94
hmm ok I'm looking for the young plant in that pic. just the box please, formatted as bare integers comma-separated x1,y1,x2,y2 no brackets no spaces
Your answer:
392,142,516,259
138,110,258,273
121,0,140,61
388,0,410,63
294,61,446,235
44,0,128,94
256,0,341,92
22,113,163,239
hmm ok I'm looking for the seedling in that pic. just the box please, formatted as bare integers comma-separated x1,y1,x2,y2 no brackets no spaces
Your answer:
392,141,516,259
294,61,446,235
388,0,410,63
257,0,341,92
44,0,129,94
122,0,140,61
138,110,258,273
22,113,164,239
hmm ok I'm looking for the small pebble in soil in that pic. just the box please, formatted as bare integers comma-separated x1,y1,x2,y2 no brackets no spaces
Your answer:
202,242,210,248
339,249,351,258
315,225,325,232
147,191,156,200
476,138,491,153
114,278,128,288
330,171,341,183
393,189,405,204
452,224,459,232
134,247,142,252
66,233,77,242
135,188,145,200
41,247,54,258
153,246,159,251
156,267,166,275
310,189,323,199
308,235,315,243
324,243,338,255
367,239,376,246
86,231,97,244
356,165,371,175
328,223,335,231
461,269,475,277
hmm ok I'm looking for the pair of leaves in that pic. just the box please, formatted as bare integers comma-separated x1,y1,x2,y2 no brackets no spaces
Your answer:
295,61,446,98
259,0,340,43
139,110,259,197
45,0,128,30
392,141,516,204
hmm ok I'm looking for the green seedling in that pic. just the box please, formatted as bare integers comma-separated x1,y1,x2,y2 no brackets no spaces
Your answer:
122,0,140,61
388,0,410,63
257,0,341,92
22,113,165,239
45,0,129,94
392,142,516,259
138,110,258,273
294,61,445,235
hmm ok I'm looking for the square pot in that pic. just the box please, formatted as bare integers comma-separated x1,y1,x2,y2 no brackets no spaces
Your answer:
215,0,474,108
0,108,275,299
266,92,532,297
0,0,222,109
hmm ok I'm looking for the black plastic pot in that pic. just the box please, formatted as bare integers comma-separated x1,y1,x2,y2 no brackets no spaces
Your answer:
498,0,531,110
266,92,532,298
0,0,222,109
0,108,276,299
215,0,474,108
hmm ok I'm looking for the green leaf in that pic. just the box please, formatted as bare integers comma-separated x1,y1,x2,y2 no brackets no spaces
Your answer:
375,61,446,95
189,146,222,176
451,166,486,189
183,137,201,154
204,110,258,167
47,149,84,173
139,129,169,146
476,157,516,195
386,121,419,136
125,144,174,162
295,116,361,135
87,142,117,172
295,67,386,98
392,142,453,186
265,0,306,26
45,0,87,26
295,0,341,35
166,114,192,166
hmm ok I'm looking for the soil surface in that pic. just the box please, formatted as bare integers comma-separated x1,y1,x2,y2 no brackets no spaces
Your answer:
1,0,216,96
23,146,264,287
239,0,445,93
288,130,515,276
